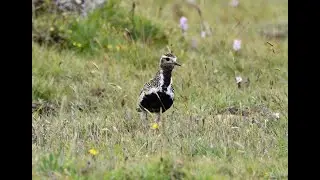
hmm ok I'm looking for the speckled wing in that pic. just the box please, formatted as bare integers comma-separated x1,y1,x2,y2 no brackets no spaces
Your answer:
136,72,161,112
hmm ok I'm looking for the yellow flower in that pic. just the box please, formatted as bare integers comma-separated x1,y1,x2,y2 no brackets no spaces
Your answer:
76,43,82,48
72,42,82,48
151,123,159,130
88,148,99,156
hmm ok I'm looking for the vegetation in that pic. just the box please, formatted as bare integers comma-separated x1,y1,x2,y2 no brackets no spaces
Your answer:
32,0,288,179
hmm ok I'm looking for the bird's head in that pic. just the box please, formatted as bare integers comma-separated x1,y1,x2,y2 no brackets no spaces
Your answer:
159,52,181,70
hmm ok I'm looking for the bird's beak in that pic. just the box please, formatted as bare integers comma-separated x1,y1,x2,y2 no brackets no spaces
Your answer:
174,62,181,66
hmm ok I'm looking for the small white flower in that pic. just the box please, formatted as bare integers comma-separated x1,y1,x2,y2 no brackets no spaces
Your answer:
235,76,243,84
179,16,188,32
229,0,239,7
75,0,83,4
201,31,206,38
112,126,118,133
233,39,242,51
272,112,280,119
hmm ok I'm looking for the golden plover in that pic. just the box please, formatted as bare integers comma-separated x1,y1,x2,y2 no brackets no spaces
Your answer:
137,52,181,124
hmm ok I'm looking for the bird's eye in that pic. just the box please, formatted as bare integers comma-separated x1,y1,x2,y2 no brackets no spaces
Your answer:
165,58,170,61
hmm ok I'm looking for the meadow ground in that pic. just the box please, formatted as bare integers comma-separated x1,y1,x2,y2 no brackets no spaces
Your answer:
32,0,288,179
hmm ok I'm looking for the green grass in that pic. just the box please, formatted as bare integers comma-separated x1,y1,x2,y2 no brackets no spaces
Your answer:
32,0,288,179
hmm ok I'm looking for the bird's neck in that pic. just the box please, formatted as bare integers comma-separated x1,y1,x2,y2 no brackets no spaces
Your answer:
160,68,172,88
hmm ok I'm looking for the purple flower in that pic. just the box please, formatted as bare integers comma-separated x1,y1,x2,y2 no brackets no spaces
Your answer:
229,0,239,7
179,16,188,32
186,0,196,3
233,39,242,51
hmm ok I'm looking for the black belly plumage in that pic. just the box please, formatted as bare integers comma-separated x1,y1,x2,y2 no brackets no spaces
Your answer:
140,92,173,113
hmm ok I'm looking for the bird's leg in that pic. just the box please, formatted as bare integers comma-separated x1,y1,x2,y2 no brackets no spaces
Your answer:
155,107,163,123
140,110,147,120
155,112,161,123
140,110,148,128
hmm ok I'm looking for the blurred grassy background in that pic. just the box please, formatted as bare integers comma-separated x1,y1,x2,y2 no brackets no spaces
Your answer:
32,0,288,179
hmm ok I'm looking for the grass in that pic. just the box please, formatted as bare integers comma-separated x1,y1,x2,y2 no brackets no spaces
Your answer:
32,0,288,179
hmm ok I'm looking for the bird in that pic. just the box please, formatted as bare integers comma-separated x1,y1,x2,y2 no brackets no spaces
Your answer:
137,51,181,125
